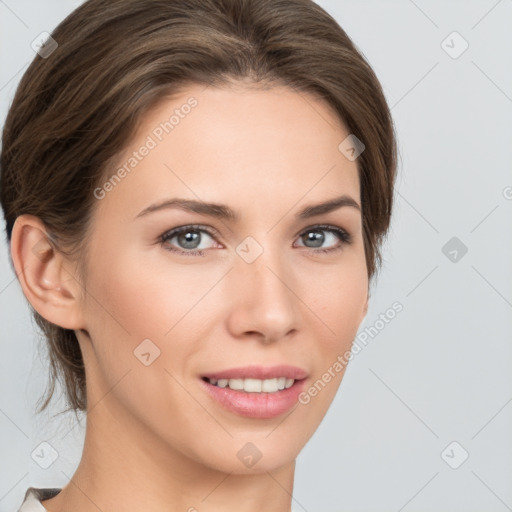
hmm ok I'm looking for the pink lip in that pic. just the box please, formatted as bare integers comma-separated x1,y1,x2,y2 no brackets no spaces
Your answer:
199,377,308,419
200,364,308,381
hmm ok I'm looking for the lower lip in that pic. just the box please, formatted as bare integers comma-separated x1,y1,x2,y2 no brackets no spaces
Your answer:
199,378,308,419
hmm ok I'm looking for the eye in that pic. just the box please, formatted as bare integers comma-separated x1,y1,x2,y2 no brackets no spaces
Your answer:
159,223,352,256
294,224,352,253
160,224,218,256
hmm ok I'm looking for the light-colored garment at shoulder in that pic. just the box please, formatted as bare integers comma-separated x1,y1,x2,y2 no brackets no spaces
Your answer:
17,487,304,512
17,487,62,512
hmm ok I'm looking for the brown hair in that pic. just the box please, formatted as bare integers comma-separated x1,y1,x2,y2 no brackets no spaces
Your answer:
0,0,398,415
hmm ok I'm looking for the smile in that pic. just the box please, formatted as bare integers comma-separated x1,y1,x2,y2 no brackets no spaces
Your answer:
203,376,296,393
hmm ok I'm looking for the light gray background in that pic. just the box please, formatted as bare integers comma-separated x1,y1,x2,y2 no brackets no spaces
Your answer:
1,1,511,511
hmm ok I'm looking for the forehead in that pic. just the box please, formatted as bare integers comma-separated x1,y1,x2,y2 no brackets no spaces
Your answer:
94,82,361,222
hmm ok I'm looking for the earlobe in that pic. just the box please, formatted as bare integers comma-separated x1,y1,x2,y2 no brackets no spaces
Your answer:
10,214,86,330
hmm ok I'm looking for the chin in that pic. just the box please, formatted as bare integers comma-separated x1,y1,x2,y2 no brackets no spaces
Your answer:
191,426,312,475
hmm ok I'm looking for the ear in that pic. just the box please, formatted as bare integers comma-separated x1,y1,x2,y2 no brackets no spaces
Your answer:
10,214,86,330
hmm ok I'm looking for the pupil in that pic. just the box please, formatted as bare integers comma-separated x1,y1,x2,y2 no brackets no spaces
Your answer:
180,231,200,249
306,231,323,248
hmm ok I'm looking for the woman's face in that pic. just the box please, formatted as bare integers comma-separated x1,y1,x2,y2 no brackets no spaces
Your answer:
76,82,368,473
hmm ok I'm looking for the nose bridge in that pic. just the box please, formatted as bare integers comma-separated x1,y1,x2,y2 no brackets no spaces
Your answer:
230,234,298,340
245,247,289,297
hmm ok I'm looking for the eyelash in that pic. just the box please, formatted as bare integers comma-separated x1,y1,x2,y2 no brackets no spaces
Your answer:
159,223,352,257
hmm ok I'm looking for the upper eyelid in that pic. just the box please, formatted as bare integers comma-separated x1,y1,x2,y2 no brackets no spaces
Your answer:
161,224,218,240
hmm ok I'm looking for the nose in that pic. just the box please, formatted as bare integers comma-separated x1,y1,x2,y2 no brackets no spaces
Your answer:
225,248,299,344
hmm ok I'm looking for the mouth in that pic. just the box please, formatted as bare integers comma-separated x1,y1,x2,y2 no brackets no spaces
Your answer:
199,365,309,419
201,376,298,393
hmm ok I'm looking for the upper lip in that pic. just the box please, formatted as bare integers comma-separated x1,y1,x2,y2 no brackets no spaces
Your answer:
201,365,308,381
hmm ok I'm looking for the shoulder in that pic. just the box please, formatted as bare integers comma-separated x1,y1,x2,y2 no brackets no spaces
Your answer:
16,487,62,512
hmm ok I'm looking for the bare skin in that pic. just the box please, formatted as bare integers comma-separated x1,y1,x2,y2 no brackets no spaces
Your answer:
11,81,368,512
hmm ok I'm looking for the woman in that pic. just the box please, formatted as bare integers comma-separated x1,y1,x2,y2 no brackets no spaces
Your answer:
1,0,397,511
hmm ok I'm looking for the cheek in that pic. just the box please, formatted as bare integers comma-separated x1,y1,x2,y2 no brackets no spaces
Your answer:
86,248,190,339
82,245,222,385
303,252,367,337
80,249,203,423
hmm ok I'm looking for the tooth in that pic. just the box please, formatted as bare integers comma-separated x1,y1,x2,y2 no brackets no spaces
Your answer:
209,377,296,392
243,378,262,392
217,379,228,388
261,378,279,392
228,378,244,390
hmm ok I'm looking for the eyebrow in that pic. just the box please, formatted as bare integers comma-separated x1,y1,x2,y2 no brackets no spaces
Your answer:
135,194,361,221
